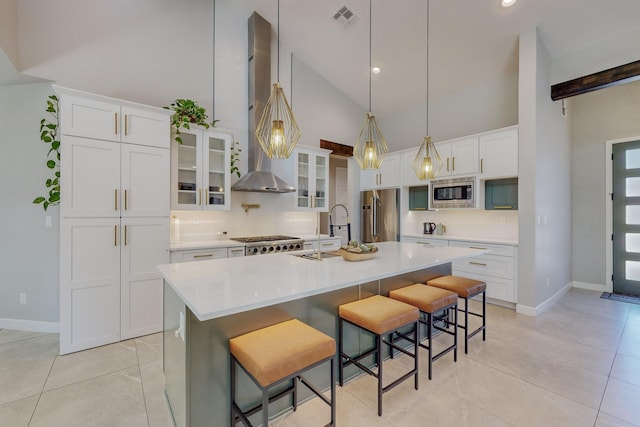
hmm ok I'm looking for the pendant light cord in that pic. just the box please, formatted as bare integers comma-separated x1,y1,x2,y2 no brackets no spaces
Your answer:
212,0,216,119
425,0,429,136
277,0,280,82
368,0,372,113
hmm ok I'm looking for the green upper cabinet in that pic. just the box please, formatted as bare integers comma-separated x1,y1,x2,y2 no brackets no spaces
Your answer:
484,178,518,210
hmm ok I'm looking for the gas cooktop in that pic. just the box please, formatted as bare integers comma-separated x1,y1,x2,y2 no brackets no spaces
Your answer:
229,235,300,243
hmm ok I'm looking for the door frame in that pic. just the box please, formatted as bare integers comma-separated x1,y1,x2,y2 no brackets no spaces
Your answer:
605,135,640,293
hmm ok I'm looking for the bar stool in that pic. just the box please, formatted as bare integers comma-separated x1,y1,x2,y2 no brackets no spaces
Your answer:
427,275,486,354
389,284,458,379
230,319,336,426
338,295,419,416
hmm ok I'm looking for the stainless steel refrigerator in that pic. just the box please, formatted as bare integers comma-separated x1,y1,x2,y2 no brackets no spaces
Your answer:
361,189,400,243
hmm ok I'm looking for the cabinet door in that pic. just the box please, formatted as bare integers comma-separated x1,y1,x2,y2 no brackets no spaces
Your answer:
450,137,478,176
121,144,170,217
296,151,311,208
378,153,401,187
227,247,246,258
59,95,120,141
60,218,121,355
402,148,428,187
479,128,518,179
60,136,121,218
120,106,170,148
171,130,203,210
120,217,169,339
313,154,328,210
203,131,231,210
360,168,378,190
436,143,453,175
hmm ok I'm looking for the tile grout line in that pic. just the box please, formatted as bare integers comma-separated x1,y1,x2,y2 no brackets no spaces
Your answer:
134,338,152,427
27,336,58,426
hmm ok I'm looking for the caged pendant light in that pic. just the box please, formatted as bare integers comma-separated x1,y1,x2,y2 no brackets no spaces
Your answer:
354,0,388,170
412,0,442,180
256,0,301,159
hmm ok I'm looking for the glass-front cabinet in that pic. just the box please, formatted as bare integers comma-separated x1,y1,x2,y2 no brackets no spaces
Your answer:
296,150,328,210
171,126,232,210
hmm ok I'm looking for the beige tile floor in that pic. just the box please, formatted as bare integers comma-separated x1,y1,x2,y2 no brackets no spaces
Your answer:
1,288,639,426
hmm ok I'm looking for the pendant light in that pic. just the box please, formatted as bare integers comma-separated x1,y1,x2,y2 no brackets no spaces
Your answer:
354,0,388,170
412,0,443,180
256,0,301,159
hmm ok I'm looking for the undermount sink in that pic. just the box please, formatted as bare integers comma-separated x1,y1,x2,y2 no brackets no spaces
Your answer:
294,252,341,260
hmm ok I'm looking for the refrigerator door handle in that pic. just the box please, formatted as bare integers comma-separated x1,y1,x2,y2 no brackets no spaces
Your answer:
372,196,379,238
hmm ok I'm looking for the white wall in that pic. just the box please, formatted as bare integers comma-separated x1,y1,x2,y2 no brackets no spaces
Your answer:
571,79,640,287
403,210,518,241
379,72,518,150
518,29,572,311
0,82,59,330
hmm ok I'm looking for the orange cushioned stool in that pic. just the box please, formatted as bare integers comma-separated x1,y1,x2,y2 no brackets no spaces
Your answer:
230,319,336,426
338,295,419,416
427,275,486,354
389,284,458,379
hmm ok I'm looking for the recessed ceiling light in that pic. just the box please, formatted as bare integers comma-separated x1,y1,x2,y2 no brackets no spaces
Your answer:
372,66,381,74
501,0,516,7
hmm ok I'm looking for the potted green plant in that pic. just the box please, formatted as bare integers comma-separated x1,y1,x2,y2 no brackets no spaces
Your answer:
33,95,61,211
164,99,219,144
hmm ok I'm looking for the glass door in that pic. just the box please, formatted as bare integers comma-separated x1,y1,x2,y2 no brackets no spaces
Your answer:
314,155,327,209
297,152,309,208
206,135,226,208
175,131,200,208
612,140,640,295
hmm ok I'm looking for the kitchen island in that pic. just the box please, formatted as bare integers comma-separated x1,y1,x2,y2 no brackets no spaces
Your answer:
158,242,484,427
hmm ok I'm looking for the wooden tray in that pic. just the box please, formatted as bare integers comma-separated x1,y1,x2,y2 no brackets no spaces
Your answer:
338,248,378,262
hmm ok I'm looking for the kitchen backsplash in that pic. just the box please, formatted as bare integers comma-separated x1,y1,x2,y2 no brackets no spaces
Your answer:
403,209,518,241
171,192,318,242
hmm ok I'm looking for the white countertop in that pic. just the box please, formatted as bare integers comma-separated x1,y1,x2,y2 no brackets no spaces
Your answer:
157,241,485,322
403,234,518,246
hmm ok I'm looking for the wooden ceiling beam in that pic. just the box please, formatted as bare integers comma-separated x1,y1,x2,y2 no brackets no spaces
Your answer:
550,59,640,101
320,139,353,157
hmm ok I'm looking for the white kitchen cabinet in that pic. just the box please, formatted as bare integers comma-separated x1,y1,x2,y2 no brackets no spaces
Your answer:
360,152,401,190
56,87,171,354
170,127,232,211
479,126,518,180
401,148,430,187
401,236,449,248
120,217,169,340
309,237,342,252
58,89,169,148
170,245,246,263
271,146,331,211
61,136,169,218
449,240,517,303
60,218,121,354
436,137,478,177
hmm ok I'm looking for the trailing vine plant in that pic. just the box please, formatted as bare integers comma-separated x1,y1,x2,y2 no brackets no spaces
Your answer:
33,95,61,211
230,140,242,178
164,99,219,144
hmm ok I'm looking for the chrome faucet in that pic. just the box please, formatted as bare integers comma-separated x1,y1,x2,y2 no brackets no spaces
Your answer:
329,203,351,242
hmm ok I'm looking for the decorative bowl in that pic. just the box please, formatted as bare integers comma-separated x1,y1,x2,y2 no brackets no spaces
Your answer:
338,248,378,262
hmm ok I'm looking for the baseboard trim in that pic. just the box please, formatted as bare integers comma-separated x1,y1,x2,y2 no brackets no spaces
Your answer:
515,282,572,316
0,318,59,333
572,281,607,292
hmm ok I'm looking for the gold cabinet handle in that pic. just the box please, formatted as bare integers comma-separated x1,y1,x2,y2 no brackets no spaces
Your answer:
469,261,487,266
124,114,128,136
446,158,450,172
205,190,209,205
197,189,201,206
124,189,128,210
417,241,432,246
480,158,484,174
469,246,487,250
114,189,118,210
321,242,333,247
114,225,118,246
229,249,244,254
452,157,456,171
114,112,118,135
124,225,128,246
494,205,513,209
193,254,214,259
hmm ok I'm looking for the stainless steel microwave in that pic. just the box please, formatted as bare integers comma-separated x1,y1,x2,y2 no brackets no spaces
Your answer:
430,177,476,209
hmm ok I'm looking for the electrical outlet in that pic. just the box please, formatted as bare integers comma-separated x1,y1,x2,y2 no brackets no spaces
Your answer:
19,292,26,304
45,216,52,228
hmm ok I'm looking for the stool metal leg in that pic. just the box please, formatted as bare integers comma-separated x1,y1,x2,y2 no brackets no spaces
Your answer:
330,358,336,426
454,303,458,362
482,291,487,341
464,296,469,354
338,318,344,386
231,356,236,426
427,312,433,380
376,332,383,417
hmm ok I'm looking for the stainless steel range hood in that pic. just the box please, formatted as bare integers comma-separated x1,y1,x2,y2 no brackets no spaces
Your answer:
231,12,295,193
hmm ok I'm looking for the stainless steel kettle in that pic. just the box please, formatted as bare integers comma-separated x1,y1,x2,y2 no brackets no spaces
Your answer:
423,222,436,234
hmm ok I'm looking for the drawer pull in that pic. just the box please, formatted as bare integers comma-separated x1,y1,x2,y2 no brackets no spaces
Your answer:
230,249,244,253
417,242,432,246
193,254,214,259
469,246,487,250
469,261,487,266
494,205,513,209
321,243,333,247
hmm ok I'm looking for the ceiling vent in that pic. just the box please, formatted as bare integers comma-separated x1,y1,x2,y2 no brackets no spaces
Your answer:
333,6,356,28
